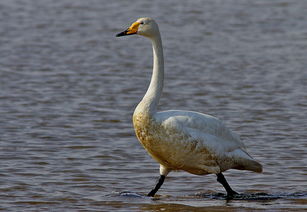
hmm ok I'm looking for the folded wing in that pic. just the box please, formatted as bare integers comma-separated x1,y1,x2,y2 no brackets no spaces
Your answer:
154,110,262,173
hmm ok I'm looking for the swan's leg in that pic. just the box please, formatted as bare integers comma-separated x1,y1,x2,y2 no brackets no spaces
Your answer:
147,175,165,197
216,173,238,197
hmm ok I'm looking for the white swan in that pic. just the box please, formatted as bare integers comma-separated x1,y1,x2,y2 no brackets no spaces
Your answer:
116,17,262,197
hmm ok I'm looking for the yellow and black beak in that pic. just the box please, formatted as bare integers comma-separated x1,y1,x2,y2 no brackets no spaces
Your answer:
116,21,140,37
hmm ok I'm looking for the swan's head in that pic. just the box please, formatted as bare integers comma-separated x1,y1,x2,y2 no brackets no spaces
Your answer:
116,17,159,38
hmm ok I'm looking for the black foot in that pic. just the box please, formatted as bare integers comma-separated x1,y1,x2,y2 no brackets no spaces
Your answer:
147,175,165,197
216,173,238,198
226,190,239,199
147,190,156,197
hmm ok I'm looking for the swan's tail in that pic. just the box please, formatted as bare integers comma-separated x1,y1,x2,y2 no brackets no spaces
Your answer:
235,158,263,173
231,149,263,173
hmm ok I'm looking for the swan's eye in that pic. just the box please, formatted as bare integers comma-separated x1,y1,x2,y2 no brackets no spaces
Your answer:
140,21,144,25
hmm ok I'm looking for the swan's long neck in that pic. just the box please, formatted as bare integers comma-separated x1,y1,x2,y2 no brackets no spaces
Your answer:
135,33,164,116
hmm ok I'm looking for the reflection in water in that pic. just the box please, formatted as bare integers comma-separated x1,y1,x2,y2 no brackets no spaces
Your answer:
114,191,307,211
0,0,306,211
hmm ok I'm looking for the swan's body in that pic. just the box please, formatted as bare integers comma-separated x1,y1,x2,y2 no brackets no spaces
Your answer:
134,110,261,176
116,17,262,197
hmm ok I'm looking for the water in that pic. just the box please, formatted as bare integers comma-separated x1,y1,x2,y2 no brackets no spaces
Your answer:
0,0,306,211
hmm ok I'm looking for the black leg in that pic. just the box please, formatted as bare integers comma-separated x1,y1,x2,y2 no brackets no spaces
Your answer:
147,175,165,197
216,173,238,197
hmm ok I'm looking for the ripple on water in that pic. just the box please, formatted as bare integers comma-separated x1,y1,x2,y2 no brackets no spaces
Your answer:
108,191,307,211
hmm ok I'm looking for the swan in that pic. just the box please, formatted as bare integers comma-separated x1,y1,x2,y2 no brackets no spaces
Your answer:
116,17,262,198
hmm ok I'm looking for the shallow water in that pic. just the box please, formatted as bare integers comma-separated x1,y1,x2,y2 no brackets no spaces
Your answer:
0,0,307,211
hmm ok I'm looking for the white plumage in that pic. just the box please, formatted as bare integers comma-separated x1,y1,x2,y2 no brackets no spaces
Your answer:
117,17,262,197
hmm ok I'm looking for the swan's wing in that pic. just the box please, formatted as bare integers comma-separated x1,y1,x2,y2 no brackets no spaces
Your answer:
143,110,263,173
155,110,245,151
153,110,262,173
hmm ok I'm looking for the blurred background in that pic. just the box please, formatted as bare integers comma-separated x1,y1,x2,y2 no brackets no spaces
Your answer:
0,0,306,211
